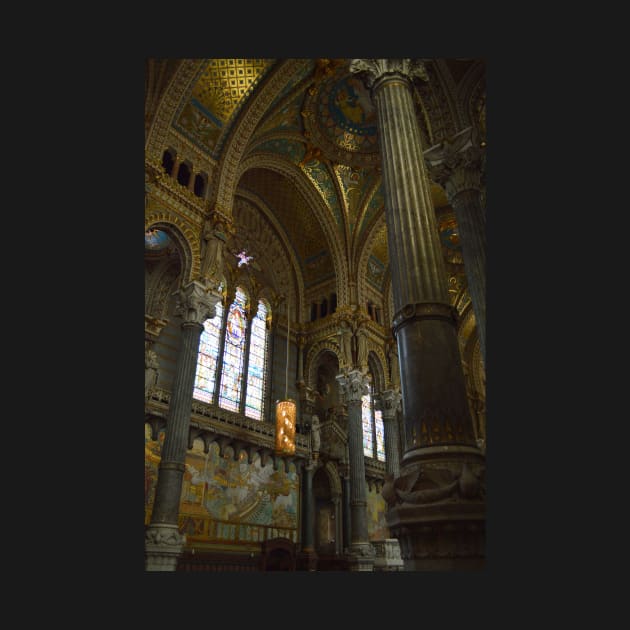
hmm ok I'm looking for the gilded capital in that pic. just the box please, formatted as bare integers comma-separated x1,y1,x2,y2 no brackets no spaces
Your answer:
349,58,429,90
336,369,370,404
376,389,402,420
174,280,221,326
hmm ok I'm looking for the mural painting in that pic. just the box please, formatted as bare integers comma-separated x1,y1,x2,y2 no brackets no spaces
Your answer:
366,484,389,540
145,426,299,546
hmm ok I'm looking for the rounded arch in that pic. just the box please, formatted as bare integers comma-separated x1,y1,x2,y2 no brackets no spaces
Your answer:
145,257,181,319
356,212,387,310
210,59,312,218
237,153,347,309
456,60,486,132
367,349,387,393
145,59,205,161
322,461,342,497
305,342,341,391
144,213,199,283
234,190,303,322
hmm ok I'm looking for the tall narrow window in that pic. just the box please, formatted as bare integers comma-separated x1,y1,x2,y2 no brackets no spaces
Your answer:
362,386,375,457
193,296,224,403
244,300,269,420
361,381,386,461
218,288,248,412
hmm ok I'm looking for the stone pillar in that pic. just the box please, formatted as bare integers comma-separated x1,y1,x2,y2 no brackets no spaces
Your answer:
336,369,375,571
340,463,352,553
376,389,402,478
350,59,485,570
188,168,196,192
332,494,342,555
171,155,183,179
296,331,306,385
145,280,220,571
425,126,486,365
299,459,318,571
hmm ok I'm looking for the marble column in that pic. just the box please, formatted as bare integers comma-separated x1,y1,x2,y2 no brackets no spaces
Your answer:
145,280,220,571
377,389,402,478
341,465,352,554
299,459,318,571
425,126,486,365
336,369,374,571
350,59,485,570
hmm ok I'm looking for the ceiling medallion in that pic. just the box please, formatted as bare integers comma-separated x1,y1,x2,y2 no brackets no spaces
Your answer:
302,65,382,169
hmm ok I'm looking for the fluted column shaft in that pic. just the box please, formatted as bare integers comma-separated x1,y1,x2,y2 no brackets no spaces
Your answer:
146,281,219,571
451,188,485,364
341,472,352,552
336,370,370,546
378,389,402,477
302,461,316,553
426,130,486,365
351,60,478,470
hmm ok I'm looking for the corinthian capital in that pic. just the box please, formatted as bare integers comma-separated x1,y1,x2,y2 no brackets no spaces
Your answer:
424,126,485,199
349,58,429,89
174,280,220,325
376,389,402,420
336,369,370,404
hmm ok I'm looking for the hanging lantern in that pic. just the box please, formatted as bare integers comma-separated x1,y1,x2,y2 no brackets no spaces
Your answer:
275,299,296,455
275,399,296,455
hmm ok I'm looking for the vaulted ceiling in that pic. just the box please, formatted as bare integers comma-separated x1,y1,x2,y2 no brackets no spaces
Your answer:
145,57,486,304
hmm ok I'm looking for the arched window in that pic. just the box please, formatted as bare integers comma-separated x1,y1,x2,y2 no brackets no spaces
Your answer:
361,381,386,462
244,300,269,420
192,300,224,403
192,286,272,420
218,288,248,412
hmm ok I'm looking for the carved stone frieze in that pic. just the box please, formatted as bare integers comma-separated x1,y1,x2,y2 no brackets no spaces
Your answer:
382,461,485,507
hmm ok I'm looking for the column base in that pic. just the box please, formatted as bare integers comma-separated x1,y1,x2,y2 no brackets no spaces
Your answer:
345,542,376,571
296,548,318,571
372,538,405,571
145,523,186,571
387,501,485,571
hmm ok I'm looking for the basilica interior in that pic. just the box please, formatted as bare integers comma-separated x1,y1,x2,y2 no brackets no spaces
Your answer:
144,58,486,571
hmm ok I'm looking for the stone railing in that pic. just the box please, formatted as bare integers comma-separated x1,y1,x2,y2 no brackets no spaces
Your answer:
145,387,309,463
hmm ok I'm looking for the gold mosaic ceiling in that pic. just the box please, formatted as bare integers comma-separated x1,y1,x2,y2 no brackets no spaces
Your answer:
192,59,272,124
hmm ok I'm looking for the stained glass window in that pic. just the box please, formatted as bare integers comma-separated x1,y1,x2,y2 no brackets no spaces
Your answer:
244,300,268,420
362,390,374,457
218,288,248,412
375,409,385,461
193,300,224,403
362,382,386,461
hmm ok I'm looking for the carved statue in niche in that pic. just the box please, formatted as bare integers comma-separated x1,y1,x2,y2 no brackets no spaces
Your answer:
337,320,353,369
355,327,369,373
199,220,226,287
145,341,159,398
